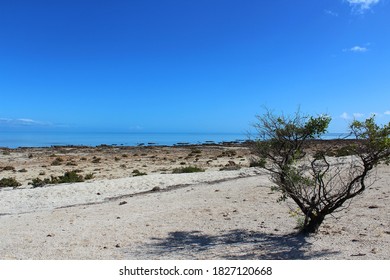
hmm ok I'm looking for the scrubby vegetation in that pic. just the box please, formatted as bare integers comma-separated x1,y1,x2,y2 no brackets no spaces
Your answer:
29,170,93,188
0,177,21,188
132,169,147,176
2,166,15,171
51,157,64,166
172,166,205,174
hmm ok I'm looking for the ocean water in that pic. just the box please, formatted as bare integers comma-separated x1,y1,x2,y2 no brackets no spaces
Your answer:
0,130,249,148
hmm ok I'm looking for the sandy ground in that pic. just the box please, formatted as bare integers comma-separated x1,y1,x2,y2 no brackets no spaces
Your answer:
0,145,389,260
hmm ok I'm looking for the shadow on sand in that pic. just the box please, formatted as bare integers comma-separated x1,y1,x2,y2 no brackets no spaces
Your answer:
148,229,338,259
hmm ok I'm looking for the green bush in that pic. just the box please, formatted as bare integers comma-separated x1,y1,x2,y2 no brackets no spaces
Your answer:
57,171,84,183
29,170,85,188
29,177,51,188
0,177,21,188
132,169,147,176
172,166,205,174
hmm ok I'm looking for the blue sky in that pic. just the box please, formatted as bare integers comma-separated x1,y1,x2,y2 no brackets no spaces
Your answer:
1,0,389,133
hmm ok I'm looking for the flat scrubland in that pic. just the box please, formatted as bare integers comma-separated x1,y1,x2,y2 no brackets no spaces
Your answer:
0,142,389,259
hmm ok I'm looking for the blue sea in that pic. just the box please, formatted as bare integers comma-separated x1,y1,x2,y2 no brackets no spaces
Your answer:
0,130,250,148
0,130,349,149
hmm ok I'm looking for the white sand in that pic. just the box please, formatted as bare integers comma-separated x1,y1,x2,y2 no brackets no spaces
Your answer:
0,167,389,260
0,168,261,215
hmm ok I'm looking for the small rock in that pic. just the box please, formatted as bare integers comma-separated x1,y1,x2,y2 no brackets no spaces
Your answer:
115,244,121,248
119,201,127,206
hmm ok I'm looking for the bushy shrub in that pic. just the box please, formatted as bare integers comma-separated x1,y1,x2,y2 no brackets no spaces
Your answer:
57,171,84,183
172,166,205,174
29,170,86,188
0,177,21,188
132,169,147,176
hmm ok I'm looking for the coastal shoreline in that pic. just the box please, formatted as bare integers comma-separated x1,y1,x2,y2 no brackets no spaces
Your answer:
1,140,389,260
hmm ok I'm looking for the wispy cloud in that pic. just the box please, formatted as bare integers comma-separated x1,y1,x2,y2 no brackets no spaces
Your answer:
340,111,389,121
340,112,351,120
344,45,369,52
0,118,51,126
353,113,365,118
346,0,381,13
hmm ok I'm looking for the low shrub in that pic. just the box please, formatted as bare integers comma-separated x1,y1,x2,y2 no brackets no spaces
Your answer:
0,177,21,188
132,169,147,176
29,170,86,188
29,177,51,188
172,166,205,174
56,171,84,184
51,157,64,166
3,166,15,171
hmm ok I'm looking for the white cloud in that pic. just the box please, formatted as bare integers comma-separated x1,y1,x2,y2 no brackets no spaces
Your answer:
344,46,368,52
351,46,368,52
384,111,390,115
17,118,39,124
353,113,365,118
0,118,50,126
346,0,380,12
340,112,351,120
